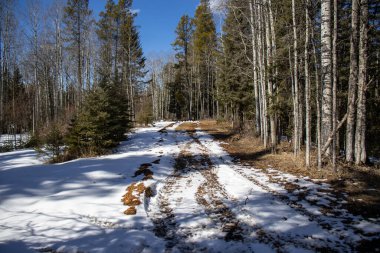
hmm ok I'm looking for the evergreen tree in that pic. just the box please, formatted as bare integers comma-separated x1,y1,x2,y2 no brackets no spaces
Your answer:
118,0,146,120
66,87,113,156
172,15,194,119
97,0,131,142
193,0,217,118
217,0,252,128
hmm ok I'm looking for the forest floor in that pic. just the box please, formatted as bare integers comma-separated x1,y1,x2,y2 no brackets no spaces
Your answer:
0,121,379,253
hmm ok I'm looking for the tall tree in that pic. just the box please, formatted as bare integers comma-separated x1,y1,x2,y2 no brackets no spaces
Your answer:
172,15,194,119
291,0,300,155
193,0,217,118
321,0,333,156
63,0,92,107
118,0,145,121
346,0,359,163
218,0,252,129
355,0,368,164
305,0,311,167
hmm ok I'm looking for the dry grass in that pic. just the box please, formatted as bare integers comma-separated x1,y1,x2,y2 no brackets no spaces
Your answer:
194,120,380,219
175,122,197,132
122,182,149,215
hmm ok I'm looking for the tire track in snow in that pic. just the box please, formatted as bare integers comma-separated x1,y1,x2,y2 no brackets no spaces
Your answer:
187,131,296,251
195,128,360,252
151,124,357,252
189,133,310,252
150,130,199,252
150,127,251,252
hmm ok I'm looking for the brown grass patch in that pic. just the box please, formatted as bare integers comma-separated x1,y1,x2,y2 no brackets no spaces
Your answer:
121,182,154,216
198,119,380,219
175,122,197,133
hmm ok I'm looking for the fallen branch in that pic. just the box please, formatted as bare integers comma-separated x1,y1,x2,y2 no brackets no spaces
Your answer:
321,113,348,156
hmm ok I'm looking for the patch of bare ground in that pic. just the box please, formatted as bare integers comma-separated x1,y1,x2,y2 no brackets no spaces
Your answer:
198,120,380,220
175,122,196,133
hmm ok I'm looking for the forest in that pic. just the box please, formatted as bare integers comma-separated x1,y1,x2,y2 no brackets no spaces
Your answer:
0,0,380,252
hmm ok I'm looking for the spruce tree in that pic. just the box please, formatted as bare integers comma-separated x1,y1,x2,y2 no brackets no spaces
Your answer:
66,87,113,156
172,15,194,119
193,0,217,118
119,0,146,120
217,0,252,128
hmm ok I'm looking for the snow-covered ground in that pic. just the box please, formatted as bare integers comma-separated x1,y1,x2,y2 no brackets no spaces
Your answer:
0,122,379,253
0,134,30,148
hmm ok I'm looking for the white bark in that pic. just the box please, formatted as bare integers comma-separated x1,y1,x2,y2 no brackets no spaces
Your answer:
321,0,333,155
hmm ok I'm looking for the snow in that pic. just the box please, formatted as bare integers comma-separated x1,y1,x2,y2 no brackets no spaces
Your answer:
0,134,30,148
0,121,379,253
0,122,177,253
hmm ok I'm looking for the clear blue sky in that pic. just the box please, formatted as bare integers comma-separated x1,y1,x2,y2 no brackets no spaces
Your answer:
92,0,200,55
17,0,200,56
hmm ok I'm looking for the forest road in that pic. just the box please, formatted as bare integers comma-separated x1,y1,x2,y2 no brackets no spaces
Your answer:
146,122,379,253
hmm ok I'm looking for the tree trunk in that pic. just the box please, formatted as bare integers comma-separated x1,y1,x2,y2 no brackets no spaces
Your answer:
249,0,261,136
291,0,300,156
305,0,311,167
311,21,322,169
332,0,338,170
321,0,333,156
346,0,359,163
355,0,368,164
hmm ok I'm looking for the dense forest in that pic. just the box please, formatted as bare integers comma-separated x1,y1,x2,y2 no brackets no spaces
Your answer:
0,0,379,168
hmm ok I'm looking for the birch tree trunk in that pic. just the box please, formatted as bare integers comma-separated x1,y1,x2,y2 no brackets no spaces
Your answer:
346,0,359,163
321,0,333,156
332,0,338,170
266,0,277,152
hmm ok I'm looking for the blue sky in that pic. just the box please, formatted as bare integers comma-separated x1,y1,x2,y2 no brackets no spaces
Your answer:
17,0,200,56
92,0,200,55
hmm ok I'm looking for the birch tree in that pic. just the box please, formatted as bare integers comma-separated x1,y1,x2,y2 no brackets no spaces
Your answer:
321,0,333,156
